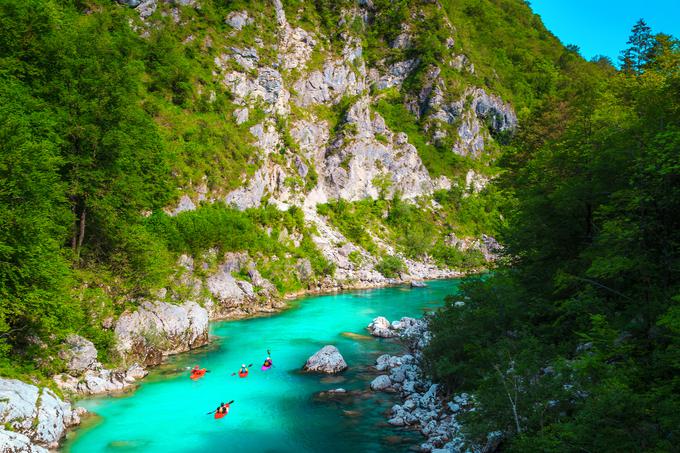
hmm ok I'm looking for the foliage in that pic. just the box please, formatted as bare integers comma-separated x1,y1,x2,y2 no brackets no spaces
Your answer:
375,255,406,278
146,203,333,293
426,25,680,451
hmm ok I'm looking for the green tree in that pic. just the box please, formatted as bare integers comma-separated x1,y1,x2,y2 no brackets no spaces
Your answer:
620,19,655,74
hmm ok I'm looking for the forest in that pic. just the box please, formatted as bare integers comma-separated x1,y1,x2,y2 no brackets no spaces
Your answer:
426,20,680,451
0,0,678,451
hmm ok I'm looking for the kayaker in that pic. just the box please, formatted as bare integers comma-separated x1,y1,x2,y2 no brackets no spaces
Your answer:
263,357,272,368
217,402,230,415
239,364,248,374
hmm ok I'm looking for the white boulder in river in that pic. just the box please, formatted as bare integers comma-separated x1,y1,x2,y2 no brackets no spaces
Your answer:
370,374,393,391
367,316,397,338
367,316,419,338
303,345,348,373
0,378,83,450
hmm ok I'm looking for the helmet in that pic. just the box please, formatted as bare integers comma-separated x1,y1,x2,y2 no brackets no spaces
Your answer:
242,364,246,368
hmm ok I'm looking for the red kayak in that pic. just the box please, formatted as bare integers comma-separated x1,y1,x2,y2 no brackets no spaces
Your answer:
214,407,229,419
190,369,206,380
238,370,248,378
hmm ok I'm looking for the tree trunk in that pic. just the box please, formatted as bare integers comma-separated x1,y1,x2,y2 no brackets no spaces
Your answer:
71,203,78,251
77,207,86,254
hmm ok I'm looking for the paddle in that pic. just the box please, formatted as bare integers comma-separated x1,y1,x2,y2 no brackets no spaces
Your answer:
206,400,235,415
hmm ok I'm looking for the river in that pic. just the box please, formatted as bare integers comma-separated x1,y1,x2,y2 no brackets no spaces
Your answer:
63,279,462,453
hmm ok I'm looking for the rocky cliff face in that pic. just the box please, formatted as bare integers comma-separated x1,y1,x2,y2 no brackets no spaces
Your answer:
114,299,209,366
0,379,84,451
40,0,510,388
151,0,512,287
93,0,516,367
128,0,514,211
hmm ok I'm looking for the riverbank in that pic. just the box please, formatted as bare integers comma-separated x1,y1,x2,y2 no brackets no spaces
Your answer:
1,277,466,452
62,280,464,452
366,315,469,452
365,313,502,453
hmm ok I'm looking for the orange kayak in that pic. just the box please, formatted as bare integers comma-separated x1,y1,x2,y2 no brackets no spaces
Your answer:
190,369,206,380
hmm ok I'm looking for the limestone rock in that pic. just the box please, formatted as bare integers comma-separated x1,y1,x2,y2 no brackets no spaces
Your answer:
0,379,80,450
53,363,148,396
168,194,197,216
225,10,252,30
293,61,365,107
274,1,316,70
233,107,249,125
370,374,393,391
373,59,418,90
367,316,396,338
59,334,98,374
322,97,436,201
303,345,348,373
218,67,290,116
115,300,209,366
295,258,313,282
0,429,48,453
228,46,259,71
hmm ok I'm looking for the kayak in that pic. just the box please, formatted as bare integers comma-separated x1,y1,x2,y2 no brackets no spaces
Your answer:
238,370,248,378
214,410,228,419
261,363,272,371
190,369,206,380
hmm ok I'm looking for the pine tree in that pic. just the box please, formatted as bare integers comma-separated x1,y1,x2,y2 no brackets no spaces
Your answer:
620,19,654,74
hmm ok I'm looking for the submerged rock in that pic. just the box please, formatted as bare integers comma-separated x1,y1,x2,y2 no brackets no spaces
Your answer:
303,345,348,373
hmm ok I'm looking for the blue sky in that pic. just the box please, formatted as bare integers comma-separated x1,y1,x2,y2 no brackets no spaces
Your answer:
530,0,680,62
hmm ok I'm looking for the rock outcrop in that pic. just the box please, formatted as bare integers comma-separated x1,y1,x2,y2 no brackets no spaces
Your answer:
367,316,418,338
0,378,83,451
303,345,348,374
59,334,98,373
115,300,209,366
54,364,148,396
205,252,283,319
367,316,475,452
52,334,149,396
445,232,503,262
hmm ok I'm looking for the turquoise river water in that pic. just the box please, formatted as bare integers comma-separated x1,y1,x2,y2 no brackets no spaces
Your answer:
63,279,462,453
